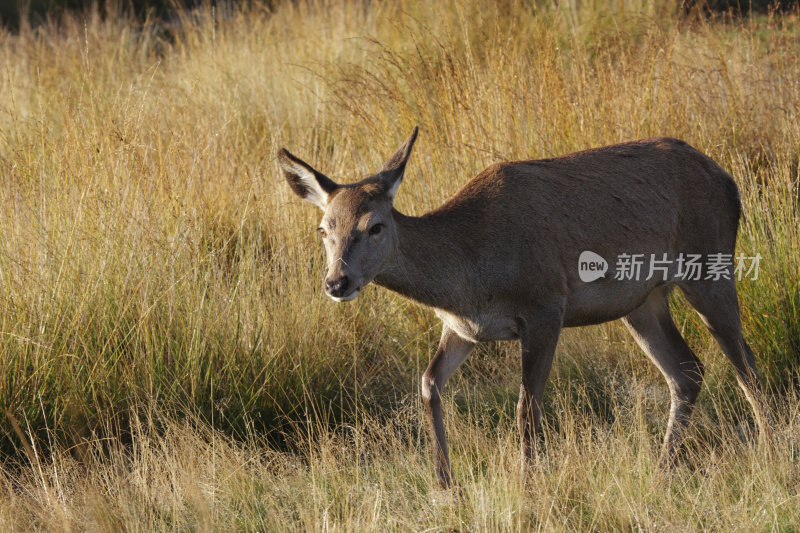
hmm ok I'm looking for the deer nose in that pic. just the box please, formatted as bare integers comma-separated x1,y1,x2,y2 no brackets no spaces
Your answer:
325,276,349,296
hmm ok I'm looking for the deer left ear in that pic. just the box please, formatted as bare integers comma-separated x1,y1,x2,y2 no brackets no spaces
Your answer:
378,125,418,200
278,148,339,209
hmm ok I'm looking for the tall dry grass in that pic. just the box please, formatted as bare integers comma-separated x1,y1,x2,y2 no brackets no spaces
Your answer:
0,0,798,530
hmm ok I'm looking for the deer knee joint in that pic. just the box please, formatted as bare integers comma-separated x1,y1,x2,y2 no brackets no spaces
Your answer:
421,374,440,405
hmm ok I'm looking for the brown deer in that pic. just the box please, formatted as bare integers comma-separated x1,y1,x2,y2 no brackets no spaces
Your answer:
278,126,768,488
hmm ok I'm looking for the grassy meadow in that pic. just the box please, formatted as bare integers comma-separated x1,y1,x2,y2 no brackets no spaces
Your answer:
0,0,799,530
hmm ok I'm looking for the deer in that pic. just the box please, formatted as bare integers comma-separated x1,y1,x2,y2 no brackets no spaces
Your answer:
278,126,769,488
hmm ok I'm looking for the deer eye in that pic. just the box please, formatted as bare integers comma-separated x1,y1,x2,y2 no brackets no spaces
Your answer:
369,224,384,236
317,227,328,238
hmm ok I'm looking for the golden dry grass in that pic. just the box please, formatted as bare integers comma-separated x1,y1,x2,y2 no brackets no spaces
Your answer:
0,0,799,530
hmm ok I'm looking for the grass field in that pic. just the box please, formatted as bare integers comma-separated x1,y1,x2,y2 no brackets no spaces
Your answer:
0,0,799,530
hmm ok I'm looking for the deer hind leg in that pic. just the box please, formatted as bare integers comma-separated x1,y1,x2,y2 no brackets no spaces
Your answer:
678,279,770,441
622,285,705,468
422,325,475,488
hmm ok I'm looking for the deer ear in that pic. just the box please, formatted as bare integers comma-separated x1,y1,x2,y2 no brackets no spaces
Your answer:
378,125,418,200
278,148,339,209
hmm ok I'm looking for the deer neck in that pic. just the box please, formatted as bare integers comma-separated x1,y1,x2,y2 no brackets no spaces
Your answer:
374,210,466,310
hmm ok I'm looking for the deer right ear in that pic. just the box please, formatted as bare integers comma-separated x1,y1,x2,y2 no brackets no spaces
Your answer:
378,125,418,201
278,148,339,209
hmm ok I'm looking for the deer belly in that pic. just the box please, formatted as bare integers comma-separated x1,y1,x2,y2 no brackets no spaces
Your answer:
564,279,668,326
434,309,520,342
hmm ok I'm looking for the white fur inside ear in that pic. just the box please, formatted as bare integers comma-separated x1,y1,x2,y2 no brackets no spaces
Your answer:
385,176,403,200
286,160,329,208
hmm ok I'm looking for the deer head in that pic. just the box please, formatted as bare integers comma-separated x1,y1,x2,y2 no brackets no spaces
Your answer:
278,126,418,301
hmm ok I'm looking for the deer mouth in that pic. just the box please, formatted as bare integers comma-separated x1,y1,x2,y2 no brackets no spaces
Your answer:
328,287,360,302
